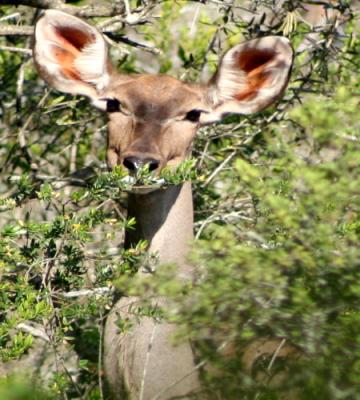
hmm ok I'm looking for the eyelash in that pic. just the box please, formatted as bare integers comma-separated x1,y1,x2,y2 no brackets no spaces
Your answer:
106,98,121,113
184,109,202,123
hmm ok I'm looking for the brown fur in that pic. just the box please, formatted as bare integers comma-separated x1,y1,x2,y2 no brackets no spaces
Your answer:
105,75,205,171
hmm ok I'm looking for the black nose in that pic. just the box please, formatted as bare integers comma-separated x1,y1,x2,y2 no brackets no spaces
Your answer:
123,156,160,173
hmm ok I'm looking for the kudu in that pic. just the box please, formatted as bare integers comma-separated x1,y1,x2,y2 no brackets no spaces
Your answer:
33,10,294,399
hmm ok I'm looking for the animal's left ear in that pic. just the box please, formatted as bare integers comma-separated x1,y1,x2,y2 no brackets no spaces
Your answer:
200,36,293,124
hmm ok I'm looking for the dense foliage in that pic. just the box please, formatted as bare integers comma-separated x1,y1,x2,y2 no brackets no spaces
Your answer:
0,1,359,399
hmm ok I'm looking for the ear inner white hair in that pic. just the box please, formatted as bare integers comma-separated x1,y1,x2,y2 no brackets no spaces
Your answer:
201,36,293,123
33,10,110,99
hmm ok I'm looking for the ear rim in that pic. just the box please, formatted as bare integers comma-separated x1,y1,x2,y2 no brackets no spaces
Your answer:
200,36,294,125
33,9,112,100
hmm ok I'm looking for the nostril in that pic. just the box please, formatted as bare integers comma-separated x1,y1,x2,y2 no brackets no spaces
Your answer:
147,159,159,172
123,157,137,171
123,156,160,173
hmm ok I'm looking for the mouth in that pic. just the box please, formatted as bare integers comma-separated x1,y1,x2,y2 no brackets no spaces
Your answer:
88,159,196,199
121,175,166,194
119,159,196,194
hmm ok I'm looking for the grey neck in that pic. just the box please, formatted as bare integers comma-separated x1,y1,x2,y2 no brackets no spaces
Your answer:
125,182,194,276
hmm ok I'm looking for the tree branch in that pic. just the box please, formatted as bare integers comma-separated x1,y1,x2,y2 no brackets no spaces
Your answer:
0,0,125,17
0,1,152,37
0,45,32,53
0,25,33,35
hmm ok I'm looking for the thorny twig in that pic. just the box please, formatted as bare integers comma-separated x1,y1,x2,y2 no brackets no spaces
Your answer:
0,0,125,17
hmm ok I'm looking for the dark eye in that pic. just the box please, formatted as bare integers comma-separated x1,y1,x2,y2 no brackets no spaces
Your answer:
185,109,202,123
106,98,121,113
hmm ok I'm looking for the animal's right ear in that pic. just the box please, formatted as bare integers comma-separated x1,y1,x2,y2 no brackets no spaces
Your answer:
33,10,112,102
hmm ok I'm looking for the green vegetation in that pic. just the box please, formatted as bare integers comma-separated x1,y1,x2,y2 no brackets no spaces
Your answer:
0,1,359,399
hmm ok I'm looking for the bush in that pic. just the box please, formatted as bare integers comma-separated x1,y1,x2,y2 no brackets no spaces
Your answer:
0,1,359,399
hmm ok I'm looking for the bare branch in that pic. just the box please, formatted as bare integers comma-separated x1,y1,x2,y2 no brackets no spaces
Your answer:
0,0,125,17
58,287,112,299
0,45,31,54
0,12,21,22
17,89,51,171
17,322,50,342
0,25,33,35
2,0,62,8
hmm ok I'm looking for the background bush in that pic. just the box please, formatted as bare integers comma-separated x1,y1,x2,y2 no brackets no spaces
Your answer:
0,1,359,399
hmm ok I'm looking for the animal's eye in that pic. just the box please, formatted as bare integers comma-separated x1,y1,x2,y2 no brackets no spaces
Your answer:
106,98,121,113
185,109,202,123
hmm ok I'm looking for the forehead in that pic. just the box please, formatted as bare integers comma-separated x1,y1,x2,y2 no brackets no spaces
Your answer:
108,74,203,118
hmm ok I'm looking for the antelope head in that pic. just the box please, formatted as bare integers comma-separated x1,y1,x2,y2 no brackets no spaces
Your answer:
33,10,293,180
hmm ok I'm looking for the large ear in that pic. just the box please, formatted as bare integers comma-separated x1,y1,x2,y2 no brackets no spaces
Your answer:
201,36,293,124
33,10,111,100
